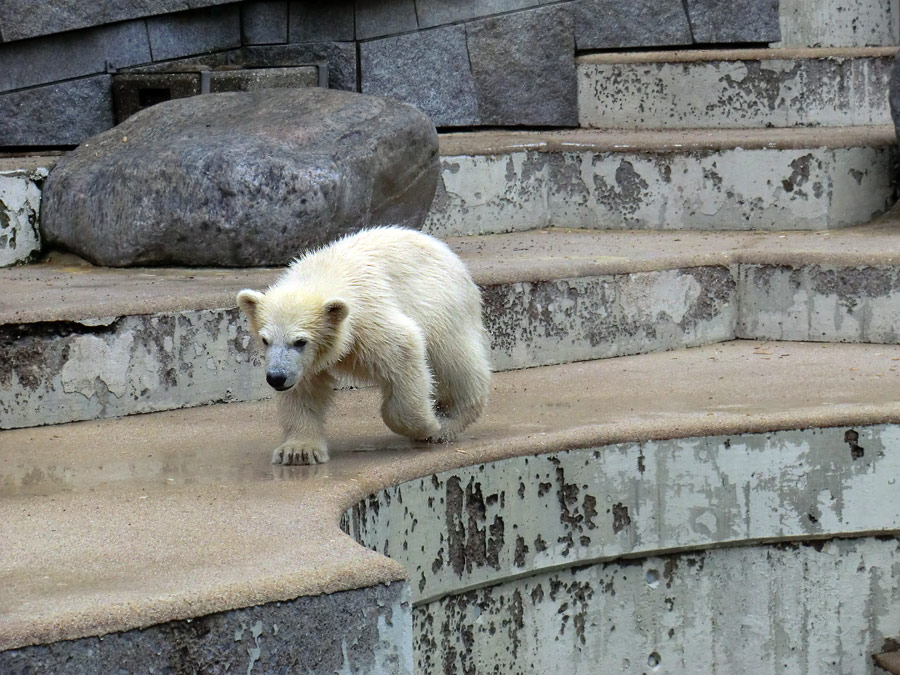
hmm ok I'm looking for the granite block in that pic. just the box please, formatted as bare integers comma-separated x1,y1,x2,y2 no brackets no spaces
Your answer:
356,0,418,40
414,0,547,28
0,0,237,43
288,0,355,42
686,0,781,44
360,25,478,126
0,21,150,93
573,0,693,49
0,76,114,146
147,5,241,61
467,6,577,126
242,42,357,90
241,0,288,44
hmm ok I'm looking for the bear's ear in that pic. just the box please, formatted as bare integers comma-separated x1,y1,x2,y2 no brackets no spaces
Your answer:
324,298,349,325
236,289,265,333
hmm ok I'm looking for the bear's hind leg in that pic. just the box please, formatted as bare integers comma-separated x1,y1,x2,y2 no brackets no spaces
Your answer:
430,326,492,440
374,317,443,441
273,372,335,465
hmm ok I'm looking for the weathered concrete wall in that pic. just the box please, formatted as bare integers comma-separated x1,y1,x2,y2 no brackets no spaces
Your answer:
578,50,894,129
414,538,900,674
0,309,267,429
776,0,900,47
0,165,47,266
483,267,736,371
0,265,736,428
425,144,898,235
0,580,413,675
739,264,900,342
5,257,900,429
344,424,900,604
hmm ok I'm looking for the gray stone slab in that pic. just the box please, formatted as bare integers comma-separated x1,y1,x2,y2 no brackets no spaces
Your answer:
414,0,548,29
0,0,237,43
0,581,412,674
147,5,241,61
360,25,479,127
0,21,150,93
288,0,355,42
241,0,288,44
242,42,357,90
0,75,114,147
356,0,419,40
466,6,577,127
686,0,781,44
573,0,693,49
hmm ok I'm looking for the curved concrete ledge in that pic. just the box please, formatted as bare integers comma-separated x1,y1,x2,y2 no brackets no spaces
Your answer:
3,340,900,654
345,423,900,605
6,220,900,428
413,537,900,673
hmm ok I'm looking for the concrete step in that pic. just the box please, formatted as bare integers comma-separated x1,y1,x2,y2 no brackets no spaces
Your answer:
427,126,897,234
577,47,895,130
3,341,900,670
6,218,900,429
6,219,900,429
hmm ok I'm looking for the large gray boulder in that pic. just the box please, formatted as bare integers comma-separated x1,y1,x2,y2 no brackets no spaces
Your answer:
40,87,440,266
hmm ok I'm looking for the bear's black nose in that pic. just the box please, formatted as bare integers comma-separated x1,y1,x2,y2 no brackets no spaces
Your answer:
266,372,287,389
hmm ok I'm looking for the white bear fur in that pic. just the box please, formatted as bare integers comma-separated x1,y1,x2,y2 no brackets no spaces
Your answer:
236,226,492,465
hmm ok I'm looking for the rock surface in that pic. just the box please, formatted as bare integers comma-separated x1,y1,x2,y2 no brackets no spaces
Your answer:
40,87,439,266
891,49,900,142
467,6,577,126
573,0,693,50
685,0,781,43
360,25,479,127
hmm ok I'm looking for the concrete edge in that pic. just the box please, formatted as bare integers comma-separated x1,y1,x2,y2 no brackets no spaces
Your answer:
437,126,898,156
575,45,899,65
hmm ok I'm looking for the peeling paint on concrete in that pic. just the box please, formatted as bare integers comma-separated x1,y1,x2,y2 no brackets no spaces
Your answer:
426,144,897,235
738,264,900,342
482,267,736,370
776,0,900,47
0,308,266,429
343,425,900,605
425,152,550,237
0,581,413,675
413,538,900,675
0,169,45,267
577,53,893,129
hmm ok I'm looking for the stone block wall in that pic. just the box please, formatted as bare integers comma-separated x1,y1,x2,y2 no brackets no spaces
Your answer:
0,0,782,147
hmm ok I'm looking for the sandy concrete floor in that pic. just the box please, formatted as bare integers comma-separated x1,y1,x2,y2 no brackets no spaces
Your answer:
2,340,900,649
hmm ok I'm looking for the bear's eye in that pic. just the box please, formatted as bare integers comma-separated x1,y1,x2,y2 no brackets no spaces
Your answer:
261,336,270,347
292,338,308,349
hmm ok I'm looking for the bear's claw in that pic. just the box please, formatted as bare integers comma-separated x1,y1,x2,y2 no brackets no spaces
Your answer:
272,441,330,465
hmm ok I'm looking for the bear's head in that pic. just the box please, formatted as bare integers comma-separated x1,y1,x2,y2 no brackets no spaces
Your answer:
237,287,349,391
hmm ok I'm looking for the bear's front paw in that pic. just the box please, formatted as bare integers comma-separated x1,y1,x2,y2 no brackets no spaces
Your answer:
272,440,330,465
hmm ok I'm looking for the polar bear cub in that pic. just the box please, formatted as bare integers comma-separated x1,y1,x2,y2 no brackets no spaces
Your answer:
236,226,492,465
